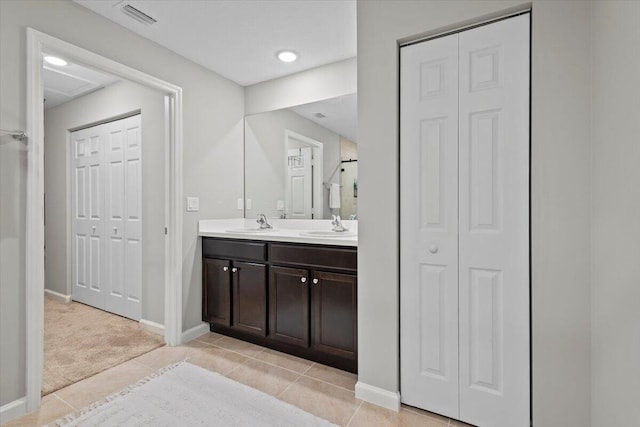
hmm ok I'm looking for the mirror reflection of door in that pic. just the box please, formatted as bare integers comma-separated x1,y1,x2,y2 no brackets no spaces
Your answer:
286,147,312,218
284,130,323,219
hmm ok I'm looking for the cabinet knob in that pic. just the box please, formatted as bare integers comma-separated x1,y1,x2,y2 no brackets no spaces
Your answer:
91,226,96,234
232,267,238,273
429,244,439,254
300,277,307,283
313,278,319,285
113,227,118,234
223,266,229,272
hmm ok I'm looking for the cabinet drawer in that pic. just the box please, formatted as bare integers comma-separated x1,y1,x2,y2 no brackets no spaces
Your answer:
270,244,357,271
203,238,267,262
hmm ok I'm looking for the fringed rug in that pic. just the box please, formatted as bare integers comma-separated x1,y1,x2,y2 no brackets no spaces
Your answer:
48,362,337,427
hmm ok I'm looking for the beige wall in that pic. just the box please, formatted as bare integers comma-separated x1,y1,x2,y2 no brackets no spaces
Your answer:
0,0,244,406
44,80,166,324
357,1,592,426
590,1,640,425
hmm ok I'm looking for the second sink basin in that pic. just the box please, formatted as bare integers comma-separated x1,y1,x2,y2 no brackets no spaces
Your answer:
299,230,357,238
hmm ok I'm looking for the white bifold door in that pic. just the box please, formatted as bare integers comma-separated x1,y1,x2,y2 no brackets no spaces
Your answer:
71,114,142,321
400,15,529,427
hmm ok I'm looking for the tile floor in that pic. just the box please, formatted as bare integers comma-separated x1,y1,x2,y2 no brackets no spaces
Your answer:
3,332,474,427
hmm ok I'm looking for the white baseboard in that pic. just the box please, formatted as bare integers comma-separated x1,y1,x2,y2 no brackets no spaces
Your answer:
44,289,72,303
0,397,27,424
180,322,209,343
139,319,165,336
355,381,401,412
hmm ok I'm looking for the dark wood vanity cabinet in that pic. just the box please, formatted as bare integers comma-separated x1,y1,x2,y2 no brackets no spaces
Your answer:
202,237,357,372
269,266,310,347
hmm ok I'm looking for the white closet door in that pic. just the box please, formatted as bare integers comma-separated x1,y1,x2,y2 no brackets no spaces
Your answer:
71,126,105,309
458,15,529,427
104,115,142,320
71,115,142,321
400,33,460,418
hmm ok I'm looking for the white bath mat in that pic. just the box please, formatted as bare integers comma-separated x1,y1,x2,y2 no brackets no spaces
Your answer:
48,362,337,427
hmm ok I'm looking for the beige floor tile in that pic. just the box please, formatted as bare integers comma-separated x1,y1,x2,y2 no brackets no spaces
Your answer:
132,343,201,370
278,375,361,426
3,395,74,427
193,331,226,345
186,344,249,375
54,359,153,408
225,358,300,397
448,419,476,427
214,336,265,358
401,404,451,424
304,363,357,391
348,402,449,427
253,348,314,373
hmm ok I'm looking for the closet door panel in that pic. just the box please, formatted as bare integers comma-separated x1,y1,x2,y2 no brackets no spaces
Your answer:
71,126,105,309
458,14,530,427
105,115,142,320
400,33,460,418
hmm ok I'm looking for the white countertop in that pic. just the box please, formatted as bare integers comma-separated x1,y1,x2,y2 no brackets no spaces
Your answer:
198,218,357,247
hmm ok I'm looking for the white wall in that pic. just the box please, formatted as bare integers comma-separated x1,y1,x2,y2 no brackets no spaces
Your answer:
245,57,357,115
0,0,244,407
357,1,592,426
44,80,166,323
245,108,341,219
590,1,640,425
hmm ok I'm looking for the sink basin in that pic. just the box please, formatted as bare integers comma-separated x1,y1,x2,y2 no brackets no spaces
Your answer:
225,228,276,233
299,230,357,238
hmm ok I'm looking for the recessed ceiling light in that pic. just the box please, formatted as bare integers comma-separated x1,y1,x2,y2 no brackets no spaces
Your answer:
277,50,298,63
44,56,68,67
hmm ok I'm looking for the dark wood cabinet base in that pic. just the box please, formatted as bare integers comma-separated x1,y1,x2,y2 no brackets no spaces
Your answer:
203,237,358,374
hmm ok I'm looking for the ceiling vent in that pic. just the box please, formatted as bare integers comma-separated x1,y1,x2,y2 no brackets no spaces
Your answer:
121,4,157,26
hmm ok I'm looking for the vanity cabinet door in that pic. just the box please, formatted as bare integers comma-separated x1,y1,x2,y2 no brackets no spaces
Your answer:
311,271,357,360
232,261,268,336
202,258,231,327
269,266,310,348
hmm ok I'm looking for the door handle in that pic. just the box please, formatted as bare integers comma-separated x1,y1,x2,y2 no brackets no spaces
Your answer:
232,267,238,273
300,277,307,283
429,244,439,254
91,225,96,234
113,227,118,234
223,266,229,272
312,278,319,285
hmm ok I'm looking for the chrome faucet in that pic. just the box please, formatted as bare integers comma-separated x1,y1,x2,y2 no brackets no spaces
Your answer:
256,214,273,229
331,215,348,232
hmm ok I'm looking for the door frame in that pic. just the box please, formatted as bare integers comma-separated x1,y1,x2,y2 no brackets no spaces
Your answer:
25,28,184,412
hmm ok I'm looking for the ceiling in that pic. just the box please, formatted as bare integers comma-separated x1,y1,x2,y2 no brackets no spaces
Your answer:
74,0,357,86
43,56,121,109
290,93,357,143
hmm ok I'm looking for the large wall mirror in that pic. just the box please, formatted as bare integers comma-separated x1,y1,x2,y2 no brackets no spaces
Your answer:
244,93,357,220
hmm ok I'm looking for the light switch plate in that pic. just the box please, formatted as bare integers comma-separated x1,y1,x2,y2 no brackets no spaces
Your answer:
276,200,285,211
186,197,199,212
237,198,244,210
246,198,252,210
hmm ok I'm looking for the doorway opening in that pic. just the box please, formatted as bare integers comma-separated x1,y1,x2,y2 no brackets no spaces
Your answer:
25,28,184,412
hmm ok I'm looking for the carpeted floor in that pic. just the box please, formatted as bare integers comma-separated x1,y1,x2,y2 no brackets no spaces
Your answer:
43,297,165,396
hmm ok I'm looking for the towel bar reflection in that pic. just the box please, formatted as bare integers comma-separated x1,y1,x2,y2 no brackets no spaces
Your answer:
0,129,28,142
